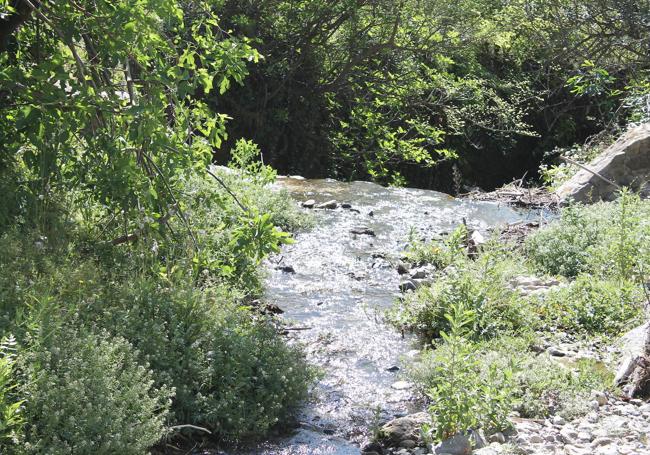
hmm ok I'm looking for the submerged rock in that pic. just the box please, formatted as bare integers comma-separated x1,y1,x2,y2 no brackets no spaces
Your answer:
350,226,376,236
276,265,296,274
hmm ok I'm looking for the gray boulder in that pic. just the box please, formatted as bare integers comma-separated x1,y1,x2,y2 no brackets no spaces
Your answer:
556,122,650,203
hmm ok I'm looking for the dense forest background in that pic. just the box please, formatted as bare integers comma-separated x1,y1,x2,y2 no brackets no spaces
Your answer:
211,0,650,190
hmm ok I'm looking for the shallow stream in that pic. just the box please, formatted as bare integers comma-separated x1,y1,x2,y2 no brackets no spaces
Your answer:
250,178,537,454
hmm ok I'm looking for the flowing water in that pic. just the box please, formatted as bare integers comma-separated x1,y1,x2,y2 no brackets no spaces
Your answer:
249,177,538,454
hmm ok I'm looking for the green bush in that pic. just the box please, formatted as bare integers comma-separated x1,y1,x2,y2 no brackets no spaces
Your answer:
419,304,516,442
94,280,314,440
404,225,468,269
21,328,172,455
526,192,650,280
389,252,534,341
534,275,643,335
525,204,604,278
0,336,25,451
412,335,615,427
0,228,314,445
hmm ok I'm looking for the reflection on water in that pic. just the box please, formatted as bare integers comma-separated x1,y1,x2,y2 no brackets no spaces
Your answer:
248,178,538,454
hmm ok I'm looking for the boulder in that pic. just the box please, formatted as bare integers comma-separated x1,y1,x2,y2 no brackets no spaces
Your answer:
614,321,650,397
555,123,650,203
301,199,316,208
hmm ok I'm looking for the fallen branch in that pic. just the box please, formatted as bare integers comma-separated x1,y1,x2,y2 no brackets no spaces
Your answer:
168,424,212,434
560,156,621,190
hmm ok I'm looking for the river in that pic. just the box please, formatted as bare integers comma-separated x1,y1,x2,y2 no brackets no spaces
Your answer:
249,177,536,454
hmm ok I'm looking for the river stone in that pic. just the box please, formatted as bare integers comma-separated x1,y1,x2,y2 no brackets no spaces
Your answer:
433,432,472,455
555,122,650,203
399,280,417,292
341,203,352,209
316,199,338,209
361,441,384,454
380,412,430,446
301,199,316,208
400,439,417,449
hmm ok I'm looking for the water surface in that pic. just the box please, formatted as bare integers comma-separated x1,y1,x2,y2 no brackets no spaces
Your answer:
250,178,536,454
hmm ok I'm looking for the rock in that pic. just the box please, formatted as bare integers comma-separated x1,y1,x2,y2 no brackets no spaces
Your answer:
350,226,376,236
551,415,566,426
390,381,413,390
528,435,544,443
548,347,568,357
316,200,338,209
341,203,352,209
591,437,614,447
386,365,400,372
397,262,410,275
410,268,428,279
434,432,472,455
361,441,384,454
591,391,608,407
368,210,375,217
590,400,601,411
380,412,429,446
399,280,417,292
400,439,417,449
614,322,649,393
488,432,506,444
470,230,486,246
555,122,650,203
469,429,487,449
301,199,316,208
560,427,579,443
276,265,296,274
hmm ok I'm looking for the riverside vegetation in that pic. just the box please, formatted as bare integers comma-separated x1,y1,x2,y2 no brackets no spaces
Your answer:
388,190,650,448
0,1,316,452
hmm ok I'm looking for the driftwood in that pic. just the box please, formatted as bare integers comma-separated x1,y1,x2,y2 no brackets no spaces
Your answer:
462,181,559,209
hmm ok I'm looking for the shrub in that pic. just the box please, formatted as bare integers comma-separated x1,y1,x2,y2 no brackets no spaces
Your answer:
389,252,534,341
68,278,313,441
404,225,468,269
514,355,614,420
525,203,603,278
412,335,615,427
421,303,516,442
526,192,650,281
21,327,172,455
0,336,25,451
534,275,643,335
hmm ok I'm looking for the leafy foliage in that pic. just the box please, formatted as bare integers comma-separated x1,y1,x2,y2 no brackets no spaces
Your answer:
21,328,172,455
422,303,515,442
